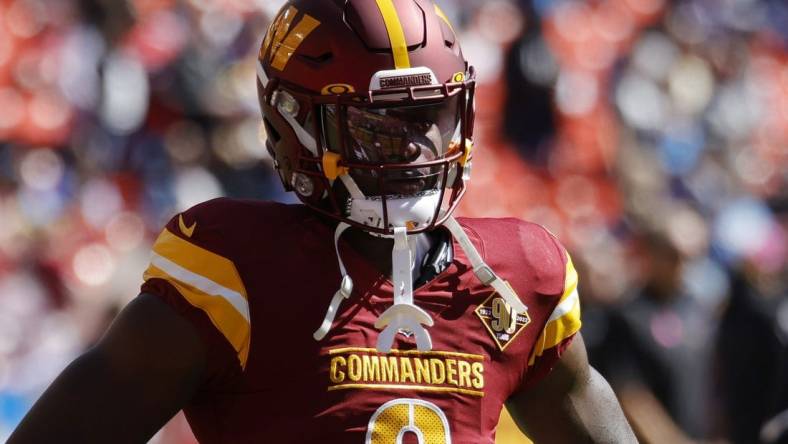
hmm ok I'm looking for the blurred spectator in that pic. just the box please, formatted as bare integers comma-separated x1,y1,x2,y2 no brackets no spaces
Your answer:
598,231,717,442
718,266,788,444
502,3,557,165
716,196,788,444
0,0,786,442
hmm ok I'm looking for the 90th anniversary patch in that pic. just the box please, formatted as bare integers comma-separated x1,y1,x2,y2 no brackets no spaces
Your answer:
475,292,531,351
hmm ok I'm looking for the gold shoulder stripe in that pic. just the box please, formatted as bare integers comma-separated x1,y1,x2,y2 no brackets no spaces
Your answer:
561,253,579,304
144,264,250,368
528,253,582,366
143,228,251,368
374,0,411,69
150,228,247,299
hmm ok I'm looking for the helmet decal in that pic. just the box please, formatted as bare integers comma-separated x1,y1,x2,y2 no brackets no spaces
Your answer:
321,84,356,95
263,6,321,72
261,7,295,62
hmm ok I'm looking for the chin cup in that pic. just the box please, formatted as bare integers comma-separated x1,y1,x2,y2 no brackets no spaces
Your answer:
374,303,434,352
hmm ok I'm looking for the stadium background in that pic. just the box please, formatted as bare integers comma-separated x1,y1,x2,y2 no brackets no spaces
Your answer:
0,0,786,442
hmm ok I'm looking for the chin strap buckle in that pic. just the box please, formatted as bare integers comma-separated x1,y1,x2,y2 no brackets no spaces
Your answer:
375,303,434,352
473,264,496,286
445,216,528,314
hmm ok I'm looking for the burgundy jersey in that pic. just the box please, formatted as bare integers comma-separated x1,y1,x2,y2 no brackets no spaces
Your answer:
141,198,581,444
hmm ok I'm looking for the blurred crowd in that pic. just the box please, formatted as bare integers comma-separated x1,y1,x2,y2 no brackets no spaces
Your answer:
0,0,785,443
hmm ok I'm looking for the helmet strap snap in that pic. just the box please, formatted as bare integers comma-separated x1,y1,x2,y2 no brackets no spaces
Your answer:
444,216,527,314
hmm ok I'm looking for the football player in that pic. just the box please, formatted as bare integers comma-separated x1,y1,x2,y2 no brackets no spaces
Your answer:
9,1,636,443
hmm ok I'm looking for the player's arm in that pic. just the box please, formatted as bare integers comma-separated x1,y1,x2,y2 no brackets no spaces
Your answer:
7,293,206,444
506,333,637,444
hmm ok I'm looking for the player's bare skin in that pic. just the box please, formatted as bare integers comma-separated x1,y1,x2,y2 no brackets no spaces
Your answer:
507,334,638,443
8,294,206,444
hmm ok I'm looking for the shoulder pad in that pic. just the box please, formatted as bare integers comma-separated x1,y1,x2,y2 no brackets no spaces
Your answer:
143,198,252,368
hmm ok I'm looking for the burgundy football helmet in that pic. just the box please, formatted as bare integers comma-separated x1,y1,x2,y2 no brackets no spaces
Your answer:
257,0,475,236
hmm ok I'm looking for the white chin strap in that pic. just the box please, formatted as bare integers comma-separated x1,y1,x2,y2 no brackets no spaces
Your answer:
312,222,434,352
314,216,527,352
443,217,528,314
374,227,434,352
313,222,353,341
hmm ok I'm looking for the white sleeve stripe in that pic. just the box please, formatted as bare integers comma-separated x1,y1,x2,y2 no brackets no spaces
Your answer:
548,288,578,322
151,253,251,323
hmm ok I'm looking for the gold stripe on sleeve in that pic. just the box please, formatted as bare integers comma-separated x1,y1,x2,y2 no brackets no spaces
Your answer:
528,253,582,366
144,264,251,368
144,228,251,368
150,228,247,300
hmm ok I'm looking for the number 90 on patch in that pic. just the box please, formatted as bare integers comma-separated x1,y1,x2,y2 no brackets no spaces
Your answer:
475,293,531,351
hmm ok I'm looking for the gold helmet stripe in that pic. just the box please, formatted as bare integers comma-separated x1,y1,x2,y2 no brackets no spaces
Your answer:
143,228,251,369
374,0,411,69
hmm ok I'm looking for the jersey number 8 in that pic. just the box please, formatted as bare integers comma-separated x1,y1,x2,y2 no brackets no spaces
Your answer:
366,398,452,444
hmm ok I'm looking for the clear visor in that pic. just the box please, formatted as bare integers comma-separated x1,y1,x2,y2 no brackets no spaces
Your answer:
323,97,461,197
